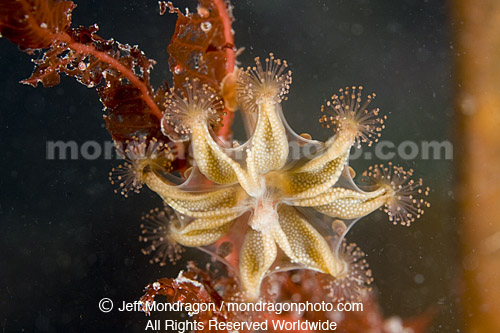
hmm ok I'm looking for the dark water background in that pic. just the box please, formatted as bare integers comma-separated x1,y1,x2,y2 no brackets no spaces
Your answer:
0,0,456,331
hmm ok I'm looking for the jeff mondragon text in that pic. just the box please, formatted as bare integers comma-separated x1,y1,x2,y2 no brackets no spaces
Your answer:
118,300,363,315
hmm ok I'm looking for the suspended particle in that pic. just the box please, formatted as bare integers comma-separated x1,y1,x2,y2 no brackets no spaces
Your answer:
200,21,212,32
78,61,87,71
173,64,183,75
197,6,210,18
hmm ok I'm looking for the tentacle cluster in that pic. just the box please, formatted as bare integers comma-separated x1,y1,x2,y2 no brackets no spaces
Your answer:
361,163,431,226
139,207,185,266
109,137,172,197
326,241,373,302
319,86,386,148
236,53,292,112
161,78,225,142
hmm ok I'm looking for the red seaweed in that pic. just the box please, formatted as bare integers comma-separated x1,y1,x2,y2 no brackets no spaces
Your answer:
0,0,236,161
